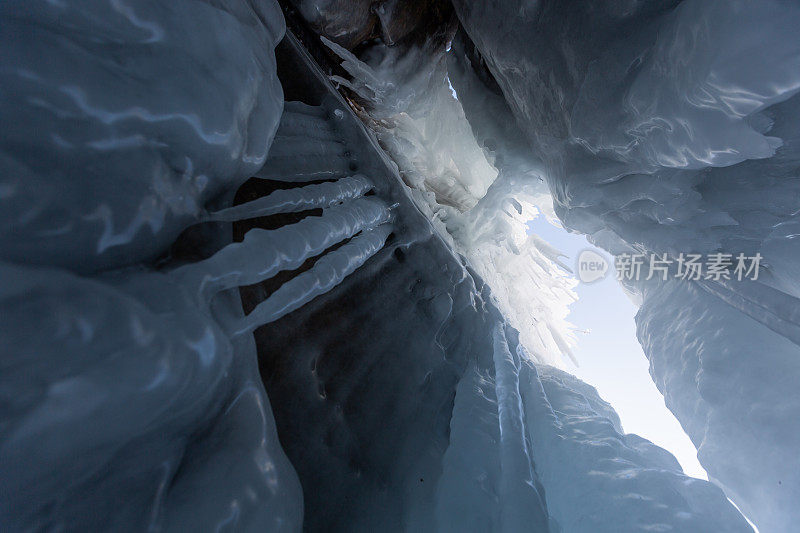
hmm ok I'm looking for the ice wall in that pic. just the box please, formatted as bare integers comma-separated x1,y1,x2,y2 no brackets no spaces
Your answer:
0,1,304,530
433,285,751,533
323,33,578,366
451,0,800,530
1,0,285,272
287,0,455,50
315,17,751,532
0,0,784,530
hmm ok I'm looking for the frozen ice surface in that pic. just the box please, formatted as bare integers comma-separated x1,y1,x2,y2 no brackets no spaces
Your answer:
0,0,795,531
521,364,750,533
0,1,304,530
0,0,285,272
433,303,751,532
320,22,753,532
452,0,800,530
323,33,579,366
0,261,303,531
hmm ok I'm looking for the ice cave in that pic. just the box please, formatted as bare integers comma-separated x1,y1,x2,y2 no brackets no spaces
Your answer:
2,1,800,532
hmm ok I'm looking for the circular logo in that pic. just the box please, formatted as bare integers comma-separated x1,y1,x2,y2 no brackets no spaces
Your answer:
576,249,609,283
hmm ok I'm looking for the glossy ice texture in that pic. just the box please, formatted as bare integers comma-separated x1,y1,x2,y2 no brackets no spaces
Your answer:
452,0,800,530
1,0,285,272
1,1,795,531
0,1,305,530
321,13,754,531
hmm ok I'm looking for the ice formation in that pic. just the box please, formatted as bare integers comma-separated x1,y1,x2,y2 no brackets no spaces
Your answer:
1,1,797,532
451,0,800,530
1,1,303,530
322,33,578,366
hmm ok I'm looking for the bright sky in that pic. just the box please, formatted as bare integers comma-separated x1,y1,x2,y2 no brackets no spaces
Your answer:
527,216,708,479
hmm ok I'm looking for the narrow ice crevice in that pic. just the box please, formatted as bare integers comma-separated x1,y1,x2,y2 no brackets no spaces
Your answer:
526,215,709,481
319,19,755,532
518,362,752,533
434,302,751,532
5,1,792,530
449,1,800,529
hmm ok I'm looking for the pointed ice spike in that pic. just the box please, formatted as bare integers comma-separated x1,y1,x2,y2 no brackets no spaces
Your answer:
174,197,391,303
233,224,392,335
204,175,374,222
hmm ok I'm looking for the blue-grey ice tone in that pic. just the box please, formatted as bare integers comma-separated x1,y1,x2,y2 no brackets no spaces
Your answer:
1,1,797,532
1,0,285,272
0,1,303,530
452,1,800,530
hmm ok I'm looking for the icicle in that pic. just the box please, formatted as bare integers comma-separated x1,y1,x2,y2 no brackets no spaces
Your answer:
320,36,386,90
258,102,354,181
256,154,354,182
267,137,347,159
233,223,392,335
435,361,502,532
275,112,340,142
174,197,391,303
204,175,374,222
548,324,578,367
328,74,377,102
491,324,550,531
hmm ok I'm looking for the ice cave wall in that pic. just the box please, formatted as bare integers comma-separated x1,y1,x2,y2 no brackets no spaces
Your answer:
451,1,800,531
0,1,303,530
318,26,580,367
215,25,750,532
0,1,782,532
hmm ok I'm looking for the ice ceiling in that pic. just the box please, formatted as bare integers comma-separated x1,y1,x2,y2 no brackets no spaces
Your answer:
1,1,799,532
